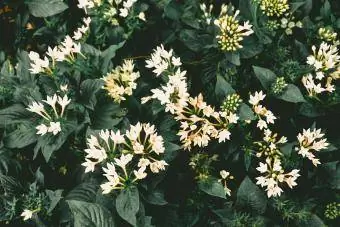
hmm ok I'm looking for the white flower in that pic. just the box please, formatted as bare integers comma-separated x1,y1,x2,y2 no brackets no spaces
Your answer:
296,128,329,166
26,101,50,120
220,170,230,179
48,121,61,135
218,129,231,143
114,154,133,169
57,95,71,117
257,119,267,130
110,130,126,144
21,209,34,221
36,124,49,136
82,159,97,173
138,158,150,167
102,162,118,178
132,142,144,154
138,12,146,21
256,162,268,173
119,8,128,17
43,94,58,117
249,91,266,106
134,166,147,179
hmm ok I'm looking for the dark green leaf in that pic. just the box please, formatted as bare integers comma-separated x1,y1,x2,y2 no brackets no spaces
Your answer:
238,103,255,121
4,124,37,149
26,0,68,17
198,179,226,199
79,79,104,110
253,66,277,90
116,186,139,226
215,75,235,100
277,84,305,103
46,189,63,214
67,200,115,227
236,176,267,214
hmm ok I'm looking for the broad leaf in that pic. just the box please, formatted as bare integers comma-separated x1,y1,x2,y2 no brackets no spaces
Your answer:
215,75,235,100
277,84,305,103
198,179,226,199
26,0,68,17
253,66,277,90
67,200,115,227
236,176,267,214
116,186,140,226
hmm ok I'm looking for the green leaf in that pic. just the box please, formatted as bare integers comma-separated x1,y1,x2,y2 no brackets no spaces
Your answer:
277,84,305,103
303,214,326,227
225,52,240,66
0,104,31,127
46,189,63,214
79,79,104,110
238,103,255,121
4,124,37,149
116,186,139,226
164,141,181,162
67,200,115,227
34,120,77,162
164,1,182,20
215,75,235,100
92,103,126,129
26,0,68,17
198,179,226,199
236,176,267,214
179,30,203,52
253,66,277,90
299,102,325,117
65,182,99,203
320,0,331,19
100,42,125,74
145,190,168,206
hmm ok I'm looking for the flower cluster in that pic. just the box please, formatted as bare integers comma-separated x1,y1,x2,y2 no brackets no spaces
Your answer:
324,202,340,220
318,27,338,43
82,123,167,193
259,0,290,17
249,91,276,130
26,94,71,136
220,93,242,113
218,170,234,196
175,94,239,150
28,18,90,75
271,77,288,95
302,42,340,96
102,59,140,103
255,129,300,197
143,45,189,114
214,5,254,52
296,128,329,166
92,0,145,25
280,17,302,35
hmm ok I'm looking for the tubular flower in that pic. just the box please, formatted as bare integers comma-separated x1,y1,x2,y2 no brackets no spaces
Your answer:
249,91,276,130
302,42,340,96
143,45,190,114
26,93,71,136
255,129,300,198
82,123,167,194
296,128,329,166
102,59,140,103
214,5,253,52
175,94,239,150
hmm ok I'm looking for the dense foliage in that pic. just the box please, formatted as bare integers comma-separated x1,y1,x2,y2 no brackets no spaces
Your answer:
0,0,339,226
